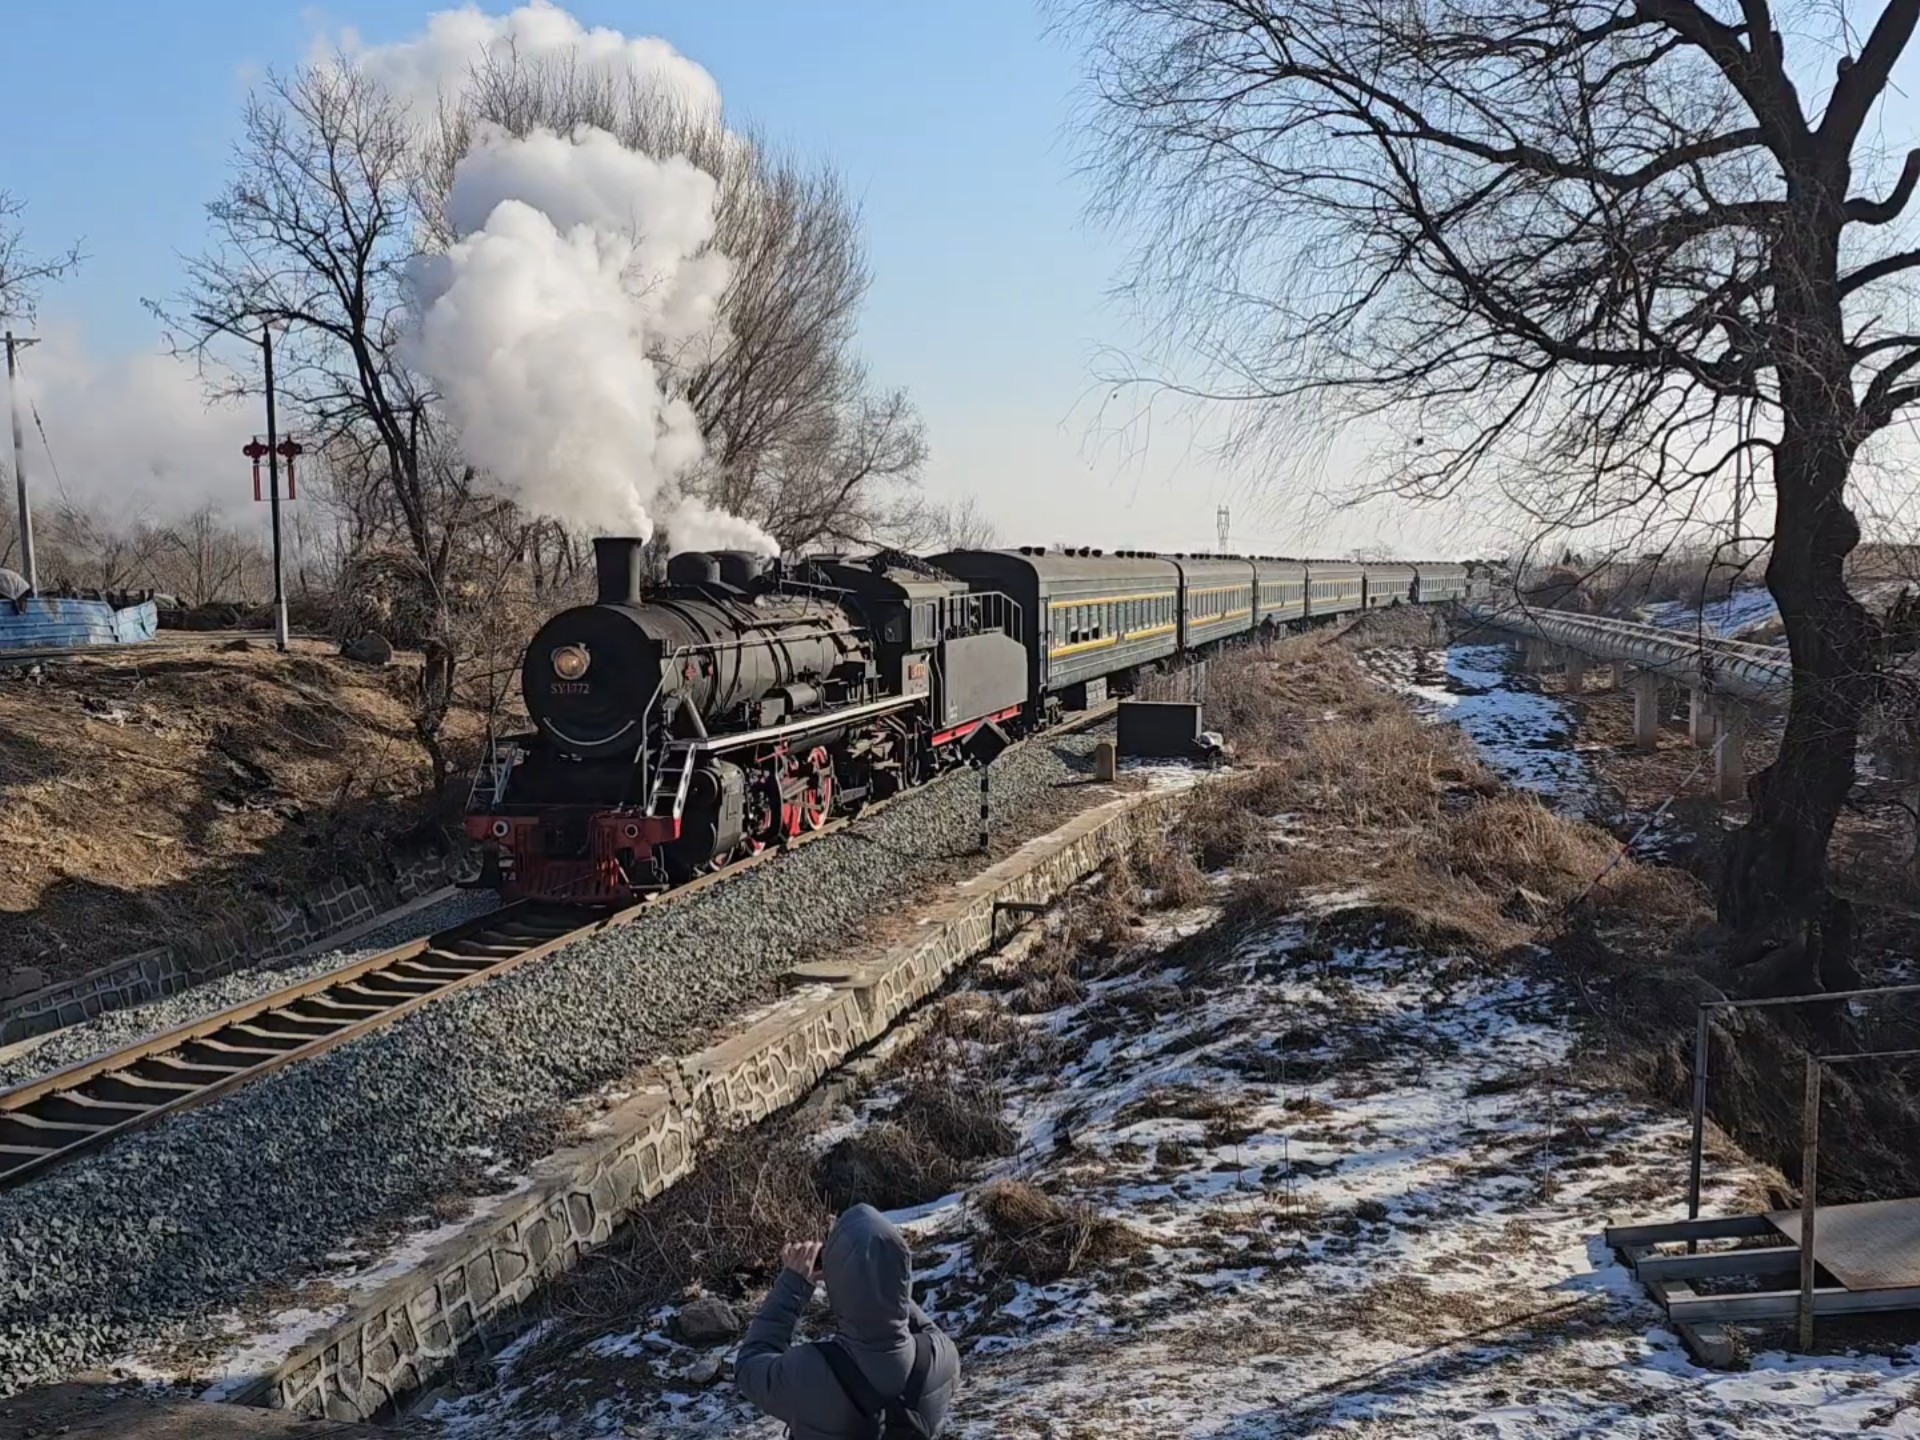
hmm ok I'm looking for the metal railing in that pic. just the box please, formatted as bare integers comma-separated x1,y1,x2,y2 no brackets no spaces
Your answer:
1465,602,1792,702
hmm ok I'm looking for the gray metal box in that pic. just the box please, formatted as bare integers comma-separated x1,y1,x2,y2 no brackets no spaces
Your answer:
1117,700,1203,759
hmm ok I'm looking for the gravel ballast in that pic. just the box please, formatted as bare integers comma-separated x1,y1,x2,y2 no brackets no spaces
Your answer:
0,731,1106,1394
0,890,502,1092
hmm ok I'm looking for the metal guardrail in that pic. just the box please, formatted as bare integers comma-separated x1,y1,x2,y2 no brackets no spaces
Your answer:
1465,602,1792,703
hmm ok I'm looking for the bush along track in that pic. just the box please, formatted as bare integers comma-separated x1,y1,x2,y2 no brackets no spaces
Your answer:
419,634,1913,1439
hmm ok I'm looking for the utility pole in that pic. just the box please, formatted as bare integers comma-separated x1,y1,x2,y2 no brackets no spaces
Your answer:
201,311,293,652
262,322,288,651
5,331,40,592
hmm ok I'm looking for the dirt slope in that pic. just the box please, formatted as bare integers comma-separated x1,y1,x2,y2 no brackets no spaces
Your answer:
0,637,479,988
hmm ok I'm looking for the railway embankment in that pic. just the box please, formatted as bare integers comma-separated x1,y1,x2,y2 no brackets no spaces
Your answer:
0,725,1125,1398
414,623,1918,1438
0,638,475,1006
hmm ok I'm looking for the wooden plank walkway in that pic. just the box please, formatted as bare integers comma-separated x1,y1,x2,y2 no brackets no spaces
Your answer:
1607,1198,1920,1364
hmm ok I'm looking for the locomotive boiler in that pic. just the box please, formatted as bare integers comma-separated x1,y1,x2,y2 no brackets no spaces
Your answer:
467,537,1029,902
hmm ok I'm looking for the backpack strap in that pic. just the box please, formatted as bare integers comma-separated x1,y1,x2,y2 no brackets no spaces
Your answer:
899,1330,936,1407
813,1333,938,1417
814,1337,886,1419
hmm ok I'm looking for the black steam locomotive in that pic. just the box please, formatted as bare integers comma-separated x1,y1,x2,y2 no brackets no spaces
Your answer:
466,536,1473,902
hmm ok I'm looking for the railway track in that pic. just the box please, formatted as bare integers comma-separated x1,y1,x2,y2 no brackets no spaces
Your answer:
0,902,600,1189
0,703,1119,1191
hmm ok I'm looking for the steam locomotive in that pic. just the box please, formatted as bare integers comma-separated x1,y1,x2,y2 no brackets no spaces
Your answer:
465,536,1474,903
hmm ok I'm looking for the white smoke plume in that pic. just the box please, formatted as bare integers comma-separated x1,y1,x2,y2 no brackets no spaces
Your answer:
340,2,721,128
366,5,777,554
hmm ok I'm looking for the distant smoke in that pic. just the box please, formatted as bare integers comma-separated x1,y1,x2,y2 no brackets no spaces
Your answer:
7,323,252,521
358,6,774,553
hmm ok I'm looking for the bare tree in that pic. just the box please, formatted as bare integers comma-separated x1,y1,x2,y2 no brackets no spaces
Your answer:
930,493,1002,551
157,62,482,786
0,191,81,324
1059,0,1920,989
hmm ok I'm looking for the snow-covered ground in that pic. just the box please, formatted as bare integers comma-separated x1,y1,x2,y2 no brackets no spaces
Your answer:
425,904,1920,1439
1644,578,1916,642
1643,587,1782,640
1379,644,1596,814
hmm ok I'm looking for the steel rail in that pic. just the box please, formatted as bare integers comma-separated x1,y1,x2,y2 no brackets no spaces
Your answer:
0,700,1121,1191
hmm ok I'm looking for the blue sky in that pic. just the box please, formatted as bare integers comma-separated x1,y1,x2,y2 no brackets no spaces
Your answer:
0,1,1442,554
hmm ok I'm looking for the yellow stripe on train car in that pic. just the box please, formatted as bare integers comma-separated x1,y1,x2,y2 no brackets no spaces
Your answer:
1048,635,1120,658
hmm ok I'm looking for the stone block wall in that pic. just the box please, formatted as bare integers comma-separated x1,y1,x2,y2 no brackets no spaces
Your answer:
244,787,1182,1422
0,851,458,1045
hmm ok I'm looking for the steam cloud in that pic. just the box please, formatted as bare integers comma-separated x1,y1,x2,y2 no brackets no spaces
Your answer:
379,5,777,554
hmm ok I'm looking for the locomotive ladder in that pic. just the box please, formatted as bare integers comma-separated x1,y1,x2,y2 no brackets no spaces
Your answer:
646,741,698,819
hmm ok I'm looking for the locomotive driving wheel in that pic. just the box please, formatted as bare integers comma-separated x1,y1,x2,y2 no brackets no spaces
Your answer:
800,746,834,831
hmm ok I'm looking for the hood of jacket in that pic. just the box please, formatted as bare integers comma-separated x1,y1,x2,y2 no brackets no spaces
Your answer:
822,1204,913,1352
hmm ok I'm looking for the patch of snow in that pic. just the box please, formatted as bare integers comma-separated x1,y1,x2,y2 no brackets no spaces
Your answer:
1120,759,1210,792
1645,586,1781,639
1396,644,1596,813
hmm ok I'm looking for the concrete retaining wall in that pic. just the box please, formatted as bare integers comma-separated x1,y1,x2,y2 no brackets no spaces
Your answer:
0,852,456,1044
242,786,1181,1422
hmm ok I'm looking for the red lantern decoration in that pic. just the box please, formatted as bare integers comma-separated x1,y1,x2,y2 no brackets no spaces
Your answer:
242,439,270,502
276,438,304,500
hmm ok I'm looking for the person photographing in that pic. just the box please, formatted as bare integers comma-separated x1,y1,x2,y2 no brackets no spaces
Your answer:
735,1204,960,1438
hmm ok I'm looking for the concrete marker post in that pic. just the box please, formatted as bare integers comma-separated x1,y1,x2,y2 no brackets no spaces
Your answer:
1714,702,1748,802
1632,673,1660,752
1689,689,1717,748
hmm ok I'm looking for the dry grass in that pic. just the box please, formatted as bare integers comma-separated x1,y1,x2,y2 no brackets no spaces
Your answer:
972,1178,1143,1283
542,1127,831,1332
1133,839,1211,909
1136,625,1716,959
816,1122,967,1212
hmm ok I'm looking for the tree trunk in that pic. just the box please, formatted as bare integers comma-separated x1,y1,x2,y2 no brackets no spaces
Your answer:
1717,435,1874,993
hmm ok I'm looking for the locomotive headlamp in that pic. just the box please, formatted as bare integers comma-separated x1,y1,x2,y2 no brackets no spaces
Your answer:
551,644,592,681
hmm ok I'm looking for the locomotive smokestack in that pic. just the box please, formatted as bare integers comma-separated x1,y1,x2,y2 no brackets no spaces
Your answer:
593,536,647,606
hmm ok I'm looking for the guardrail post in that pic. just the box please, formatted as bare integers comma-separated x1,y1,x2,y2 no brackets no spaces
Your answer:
1799,1053,1821,1352
1632,674,1660,752
1689,689,1717,749
1714,703,1748,802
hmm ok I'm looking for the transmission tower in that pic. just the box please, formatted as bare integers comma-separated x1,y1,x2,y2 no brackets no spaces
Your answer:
1216,505,1231,553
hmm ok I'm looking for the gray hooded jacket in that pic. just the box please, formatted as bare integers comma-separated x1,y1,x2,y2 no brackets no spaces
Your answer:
735,1205,961,1438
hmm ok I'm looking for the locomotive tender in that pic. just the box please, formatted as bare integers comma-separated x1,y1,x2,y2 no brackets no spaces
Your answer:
466,537,1474,903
